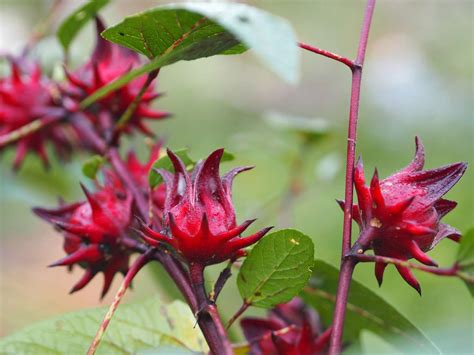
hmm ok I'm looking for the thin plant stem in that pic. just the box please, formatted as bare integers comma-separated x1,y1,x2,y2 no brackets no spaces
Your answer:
226,301,250,330
87,250,153,355
354,254,474,284
111,69,160,144
298,42,354,69
328,0,377,354
189,263,233,355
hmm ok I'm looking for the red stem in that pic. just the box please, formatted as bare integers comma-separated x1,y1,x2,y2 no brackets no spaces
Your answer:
298,42,354,69
189,263,233,355
329,1,376,354
354,254,474,283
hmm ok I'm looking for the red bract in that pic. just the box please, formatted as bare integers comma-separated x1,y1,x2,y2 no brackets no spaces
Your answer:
33,184,133,298
64,18,169,137
241,298,332,355
0,59,72,170
140,148,272,266
342,137,467,293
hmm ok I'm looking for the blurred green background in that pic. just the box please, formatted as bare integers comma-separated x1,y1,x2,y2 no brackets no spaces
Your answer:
0,0,472,353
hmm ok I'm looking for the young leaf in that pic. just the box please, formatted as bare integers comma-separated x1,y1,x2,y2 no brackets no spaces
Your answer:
221,150,236,163
456,227,474,296
57,0,110,51
301,260,440,354
148,149,195,188
237,229,314,308
0,298,207,354
82,3,299,108
82,154,105,179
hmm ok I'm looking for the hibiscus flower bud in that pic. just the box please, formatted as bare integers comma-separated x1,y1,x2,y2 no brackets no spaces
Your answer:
241,297,332,355
340,137,467,293
140,148,272,266
63,18,169,137
0,59,72,170
33,184,133,298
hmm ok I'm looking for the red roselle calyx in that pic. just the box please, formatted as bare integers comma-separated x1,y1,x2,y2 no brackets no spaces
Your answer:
33,184,133,298
241,297,332,355
0,59,72,170
340,137,467,293
63,18,169,138
140,148,273,266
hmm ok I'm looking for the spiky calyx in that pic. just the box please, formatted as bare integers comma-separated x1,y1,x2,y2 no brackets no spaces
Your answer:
63,18,169,138
0,59,72,170
340,137,467,293
240,297,332,355
140,148,272,266
33,184,133,298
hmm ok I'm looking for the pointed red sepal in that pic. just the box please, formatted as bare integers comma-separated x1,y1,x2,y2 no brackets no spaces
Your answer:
336,200,362,226
403,223,436,236
395,265,421,295
10,61,22,84
374,261,387,287
64,67,89,91
222,166,254,197
433,199,457,219
197,213,212,240
136,108,170,120
80,183,105,222
137,223,169,244
400,136,425,173
53,220,90,235
49,244,102,267
388,196,415,216
227,226,273,253
167,215,188,240
217,219,256,241
408,240,438,266
69,269,97,294
370,168,385,209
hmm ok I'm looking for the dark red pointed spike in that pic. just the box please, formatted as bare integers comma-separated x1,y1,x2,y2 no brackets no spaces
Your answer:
49,245,102,267
408,240,438,266
396,265,421,295
374,262,387,287
226,226,273,253
69,269,96,294
370,168,385,209
80,183,103,219
217,219,256,241
222,166,254,198
400,136,425,173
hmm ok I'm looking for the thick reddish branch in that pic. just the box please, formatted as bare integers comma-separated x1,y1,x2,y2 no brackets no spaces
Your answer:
299,42,354,69
328,1,376,354
189,263,233,355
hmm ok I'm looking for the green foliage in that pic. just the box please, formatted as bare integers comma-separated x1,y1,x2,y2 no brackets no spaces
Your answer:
81,2,299,108
57,0,110,51
301,260,440,354
237,229,314,308
456,228,474,296
82,154,105,179
0,298,206,354
148,148,195,188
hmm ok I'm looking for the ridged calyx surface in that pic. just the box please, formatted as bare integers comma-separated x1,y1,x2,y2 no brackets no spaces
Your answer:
140,148,272,266
340,137,467,293
34,184,133,298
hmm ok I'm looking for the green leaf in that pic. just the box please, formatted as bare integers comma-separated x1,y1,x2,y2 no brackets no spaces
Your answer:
57,0,110,51
221,150,236,162
0,298,207,354
301,260,440,354
148,149,195,188
456,228,474,296
82,154,105,179
237,229,314,308
81,3,299,108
